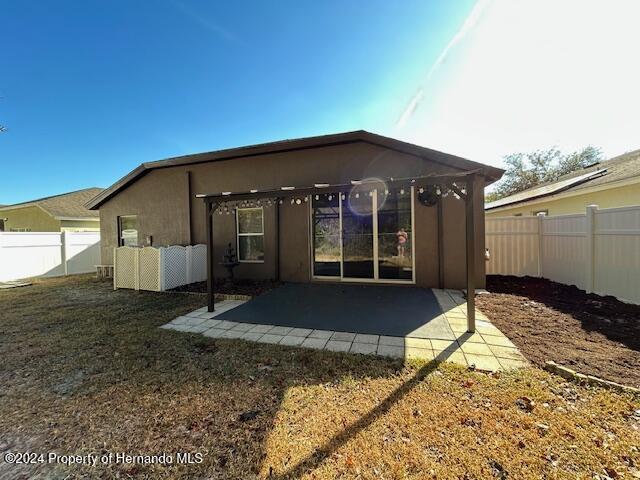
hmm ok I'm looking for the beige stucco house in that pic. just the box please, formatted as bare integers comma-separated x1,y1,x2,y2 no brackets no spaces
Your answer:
486,149,640,217
0,188,102,232
87,131,503,291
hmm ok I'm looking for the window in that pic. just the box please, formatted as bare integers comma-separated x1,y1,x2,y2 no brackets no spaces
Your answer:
236,207,264,262
118,215,138,246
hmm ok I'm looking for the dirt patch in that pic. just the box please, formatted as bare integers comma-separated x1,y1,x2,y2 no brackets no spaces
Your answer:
170,279,281,297
477,275,640,388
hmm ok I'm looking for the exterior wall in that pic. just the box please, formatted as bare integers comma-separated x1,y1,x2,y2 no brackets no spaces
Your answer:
0,206,60,232
99,141,487,288
486,182,640,217
60,220,100,232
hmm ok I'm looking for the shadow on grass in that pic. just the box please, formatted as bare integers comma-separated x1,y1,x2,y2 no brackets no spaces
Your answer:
0,275,466,479
268,347,459,479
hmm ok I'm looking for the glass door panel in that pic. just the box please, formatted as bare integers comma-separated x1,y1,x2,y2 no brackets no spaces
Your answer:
312,194,341,277
342,191,374,278
378,189,413,280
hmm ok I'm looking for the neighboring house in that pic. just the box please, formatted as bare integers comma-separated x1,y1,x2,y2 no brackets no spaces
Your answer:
0,188,103,232
86,131,503,289
486,149,640,217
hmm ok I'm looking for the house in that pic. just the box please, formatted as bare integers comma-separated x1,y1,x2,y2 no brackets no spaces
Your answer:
485,149,640,217
0,188,103,232
86,131,503,294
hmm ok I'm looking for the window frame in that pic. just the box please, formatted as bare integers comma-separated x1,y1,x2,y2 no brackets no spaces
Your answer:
117,215,139,247
236,207,265,263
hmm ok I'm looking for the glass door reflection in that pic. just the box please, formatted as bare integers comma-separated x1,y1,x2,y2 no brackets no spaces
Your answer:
377,190,413,280
312,194,341,277
342,191,374,279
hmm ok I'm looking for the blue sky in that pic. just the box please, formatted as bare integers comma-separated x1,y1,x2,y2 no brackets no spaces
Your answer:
0,0,474,203
3,0,640,204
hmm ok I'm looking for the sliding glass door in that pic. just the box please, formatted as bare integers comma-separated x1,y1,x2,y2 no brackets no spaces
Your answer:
311,187,414,283
342,191,375,279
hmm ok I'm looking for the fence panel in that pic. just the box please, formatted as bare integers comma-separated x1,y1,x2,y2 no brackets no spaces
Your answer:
139,247,162,291
190,244,207,283
113,244,206,292
486,205,640,304
0,232,100,282
163,246,187,290
485,216,539,276
541,214,587,290
64,232,101,275
593,206,640,304
114,246,137,289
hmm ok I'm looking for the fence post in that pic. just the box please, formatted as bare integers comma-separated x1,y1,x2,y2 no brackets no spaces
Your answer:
186,245,193,285
61,231,68,276
585,204,598,293
113,247,118,290
537,212,546,277
134,248,140,291
158,247,165,291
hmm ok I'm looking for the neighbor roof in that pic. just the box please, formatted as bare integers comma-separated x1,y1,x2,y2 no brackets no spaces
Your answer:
485,149,640,210
0,188,103,219
86,130,504,210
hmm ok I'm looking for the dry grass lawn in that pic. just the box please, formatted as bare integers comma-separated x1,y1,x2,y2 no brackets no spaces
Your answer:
0,275,638,479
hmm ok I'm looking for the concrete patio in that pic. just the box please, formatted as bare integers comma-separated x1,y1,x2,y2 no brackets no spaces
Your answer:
161,288,528,372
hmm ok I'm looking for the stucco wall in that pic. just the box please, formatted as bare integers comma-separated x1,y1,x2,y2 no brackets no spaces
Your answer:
99,141,487,288
0,206,60,232
486,182,640,217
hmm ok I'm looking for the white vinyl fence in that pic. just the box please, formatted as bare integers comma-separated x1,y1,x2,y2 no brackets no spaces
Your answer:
486,204,640,305
113,244,207,292
0,231,101,282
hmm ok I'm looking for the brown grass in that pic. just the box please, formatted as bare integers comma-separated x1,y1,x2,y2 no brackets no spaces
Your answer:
0,275,638,479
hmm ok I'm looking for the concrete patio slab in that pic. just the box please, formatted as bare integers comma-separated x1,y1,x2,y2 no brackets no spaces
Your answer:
280,335,306,346
350,342,378,355
325,340,352,352
248,324,274,334
308,329,333,339
301,337,329,349
330,331,356,342
354,334,379,344
160,289,528,372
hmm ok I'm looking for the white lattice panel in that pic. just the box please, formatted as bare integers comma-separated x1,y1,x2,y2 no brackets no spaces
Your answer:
190,245,207,282
138,247,161,291
163,246,187,290
114,247,137,290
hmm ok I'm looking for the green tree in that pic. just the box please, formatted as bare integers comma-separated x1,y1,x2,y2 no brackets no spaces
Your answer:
487,146,602,201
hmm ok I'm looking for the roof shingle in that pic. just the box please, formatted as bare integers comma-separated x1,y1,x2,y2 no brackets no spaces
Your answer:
0,188,103,219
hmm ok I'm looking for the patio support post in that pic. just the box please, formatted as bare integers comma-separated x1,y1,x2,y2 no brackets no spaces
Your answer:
206,200,215,312
274,197,280,282
465,174,476,332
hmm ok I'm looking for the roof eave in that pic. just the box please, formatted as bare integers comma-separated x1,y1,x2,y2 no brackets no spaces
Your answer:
88,130,504,210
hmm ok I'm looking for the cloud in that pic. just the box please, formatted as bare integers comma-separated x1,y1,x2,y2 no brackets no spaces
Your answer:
393,0,640,166
395,0,490,129
168,0,239,44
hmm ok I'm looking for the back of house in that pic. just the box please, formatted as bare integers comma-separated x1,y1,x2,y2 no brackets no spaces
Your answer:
87,131,503,289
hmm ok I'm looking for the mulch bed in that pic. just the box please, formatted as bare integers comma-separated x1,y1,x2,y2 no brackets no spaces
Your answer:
477,275,640,388
170,279,281,297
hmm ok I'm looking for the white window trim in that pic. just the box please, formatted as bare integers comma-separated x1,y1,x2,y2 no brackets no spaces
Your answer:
236,207,265,263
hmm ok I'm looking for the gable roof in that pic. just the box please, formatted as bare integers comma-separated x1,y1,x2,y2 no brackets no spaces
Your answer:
0,188,103,219
86,130,504,210
485,149,640,210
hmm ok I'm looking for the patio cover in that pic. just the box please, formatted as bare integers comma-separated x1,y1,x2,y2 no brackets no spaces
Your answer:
197,171,480,332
